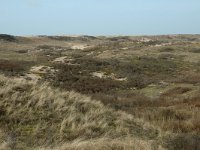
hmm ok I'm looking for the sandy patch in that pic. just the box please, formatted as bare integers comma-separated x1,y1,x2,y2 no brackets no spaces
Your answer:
71,45,88,50
13,65,56,83
92,72,127,81
86,51,94,56
154,43,172,47
92,72,105,78
139,38,153,42
53,56,67,63
25,73,42,81
53,56,80,66
30,66,54,74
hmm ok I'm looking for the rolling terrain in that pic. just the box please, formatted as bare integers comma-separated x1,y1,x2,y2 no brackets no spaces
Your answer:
0,34,200,150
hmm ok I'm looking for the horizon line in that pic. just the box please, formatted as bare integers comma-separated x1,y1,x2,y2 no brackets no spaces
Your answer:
1,33,200,37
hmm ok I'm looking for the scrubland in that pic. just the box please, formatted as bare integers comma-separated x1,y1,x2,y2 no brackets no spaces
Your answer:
0,34,200,149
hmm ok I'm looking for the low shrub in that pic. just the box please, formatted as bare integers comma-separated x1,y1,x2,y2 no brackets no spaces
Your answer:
0,59,34,76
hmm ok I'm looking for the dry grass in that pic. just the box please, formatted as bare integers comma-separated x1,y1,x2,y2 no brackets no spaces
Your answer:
36,137,153,150
1,35,200,150
0,75,158,150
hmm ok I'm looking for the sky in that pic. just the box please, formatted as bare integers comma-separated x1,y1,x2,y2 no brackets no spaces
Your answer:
0,0,200,36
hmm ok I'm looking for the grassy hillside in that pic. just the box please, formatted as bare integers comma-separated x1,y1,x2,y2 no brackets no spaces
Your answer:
0,75,159,150
0,34,200,149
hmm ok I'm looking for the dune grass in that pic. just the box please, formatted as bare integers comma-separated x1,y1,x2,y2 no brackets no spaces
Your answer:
0,75,159,150
0,35,200,150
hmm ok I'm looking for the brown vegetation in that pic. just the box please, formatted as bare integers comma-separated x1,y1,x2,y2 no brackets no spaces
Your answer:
0,35,200,149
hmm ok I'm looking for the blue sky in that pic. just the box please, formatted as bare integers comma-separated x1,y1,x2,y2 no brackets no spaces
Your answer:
0,0,200,35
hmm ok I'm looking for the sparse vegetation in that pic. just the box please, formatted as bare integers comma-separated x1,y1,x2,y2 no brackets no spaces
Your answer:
0,35,200,149
0,34,16,42
0,59,35,76
0,75,158,150
190,48,200,53
159,47,175,52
